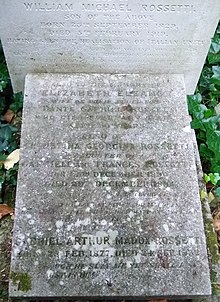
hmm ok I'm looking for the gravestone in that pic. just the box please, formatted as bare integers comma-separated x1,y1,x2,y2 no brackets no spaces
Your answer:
1,0,219,300
0,0,219,94
10,73,211,298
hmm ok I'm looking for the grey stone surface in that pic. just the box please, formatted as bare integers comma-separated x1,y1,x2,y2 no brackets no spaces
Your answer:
10,73,211,299
0,1,220,94
192,124,220,300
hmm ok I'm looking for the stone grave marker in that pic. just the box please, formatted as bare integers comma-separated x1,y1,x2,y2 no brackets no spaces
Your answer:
9,73,211,298
0,0,219,94
1,0,219,299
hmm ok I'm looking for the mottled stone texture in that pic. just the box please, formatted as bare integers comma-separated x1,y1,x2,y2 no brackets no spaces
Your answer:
0,1,220,94
10,74,211,299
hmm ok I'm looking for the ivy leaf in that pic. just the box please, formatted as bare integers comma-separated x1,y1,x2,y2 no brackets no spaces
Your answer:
208,40,220,64
191,119,206,131
212,66,220,78
204,174,210,183
204,108,215,118
198,67,212,93
209,173,220,185
200,190,207,200
199,144,214,159
211,66,220,85
203,116,220,132
206,131,220,160
210,158,220,174
187,94,202,112
208,53,220,65
10,92,23,113
0,124,18,152
214,187,220,198
210,41,220,53
0,154,8,163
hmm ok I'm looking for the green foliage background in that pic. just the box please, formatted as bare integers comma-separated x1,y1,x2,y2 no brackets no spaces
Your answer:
0,51,22,207
188,22,220,199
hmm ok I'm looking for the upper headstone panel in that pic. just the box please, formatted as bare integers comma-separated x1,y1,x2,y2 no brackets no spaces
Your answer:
0,0,220,94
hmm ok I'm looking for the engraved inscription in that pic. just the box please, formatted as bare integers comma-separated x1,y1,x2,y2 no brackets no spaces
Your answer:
9,74,211,296
2,0,219,94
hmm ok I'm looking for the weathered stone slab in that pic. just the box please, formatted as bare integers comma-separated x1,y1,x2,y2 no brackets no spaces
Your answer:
0,1,220,94
10,74,211,299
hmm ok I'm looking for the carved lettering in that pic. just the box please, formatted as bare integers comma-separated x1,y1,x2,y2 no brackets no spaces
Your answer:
82,3,132,13
23,2,74,11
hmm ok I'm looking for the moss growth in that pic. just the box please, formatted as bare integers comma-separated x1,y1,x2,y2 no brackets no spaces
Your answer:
10,272,32,292
121,104,133,113
210,270,220,295
121,122,132,129
144,160,156,169
201,193,220,294
202,198,220,265
0,216,14,299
